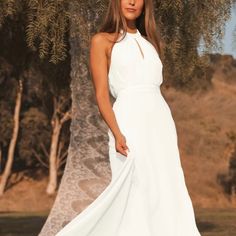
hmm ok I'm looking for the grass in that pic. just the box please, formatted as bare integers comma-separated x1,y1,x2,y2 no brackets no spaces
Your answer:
196,208,236,236
0,212,48,236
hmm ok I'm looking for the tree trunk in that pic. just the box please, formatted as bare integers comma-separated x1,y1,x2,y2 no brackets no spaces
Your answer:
0,80,23,196
38,2,109,235
0,145,2,174
46,116,61,195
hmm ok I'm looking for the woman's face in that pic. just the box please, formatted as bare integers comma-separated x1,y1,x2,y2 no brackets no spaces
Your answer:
120,0,144,21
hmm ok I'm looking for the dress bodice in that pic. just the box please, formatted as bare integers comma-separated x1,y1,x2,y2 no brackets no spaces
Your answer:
108,29,163,99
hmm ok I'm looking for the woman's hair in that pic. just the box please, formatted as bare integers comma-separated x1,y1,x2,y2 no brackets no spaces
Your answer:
99,0,162,59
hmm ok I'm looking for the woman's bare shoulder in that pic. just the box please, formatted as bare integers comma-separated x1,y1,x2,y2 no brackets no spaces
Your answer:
91,32,120,46
90,32,120,57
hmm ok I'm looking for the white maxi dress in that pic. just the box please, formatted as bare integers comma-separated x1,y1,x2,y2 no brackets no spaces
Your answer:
55,29,202,236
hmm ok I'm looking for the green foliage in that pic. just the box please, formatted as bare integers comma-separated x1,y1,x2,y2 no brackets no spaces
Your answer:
217,130,236,196
0,0,19,27
0,57,17,146
0,0,70,64
19,107,50,166
26,0,70,63
0,0,235,88
155,0,234,88
0,101,13,146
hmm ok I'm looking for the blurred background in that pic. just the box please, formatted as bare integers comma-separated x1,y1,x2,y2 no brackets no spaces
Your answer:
0,0,236,235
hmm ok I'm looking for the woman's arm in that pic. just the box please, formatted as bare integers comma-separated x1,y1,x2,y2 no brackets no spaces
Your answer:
89,33,129,157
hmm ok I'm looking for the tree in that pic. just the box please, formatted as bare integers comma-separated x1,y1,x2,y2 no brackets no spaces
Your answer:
0,2,72,196
46,95,71,195
0,79,23,195
0,9,30,195
0,58,14,176
36,58,72,195
39,1,109,234
0,0,235,234
1,0,235,86
155,0,235,89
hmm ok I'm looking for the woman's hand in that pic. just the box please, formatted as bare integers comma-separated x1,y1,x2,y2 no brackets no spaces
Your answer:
115,133,130,157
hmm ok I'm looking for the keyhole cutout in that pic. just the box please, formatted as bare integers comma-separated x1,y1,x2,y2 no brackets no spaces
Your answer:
134,38,144,59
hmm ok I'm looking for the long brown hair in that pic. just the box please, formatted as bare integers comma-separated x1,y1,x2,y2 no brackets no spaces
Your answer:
99,0,162,59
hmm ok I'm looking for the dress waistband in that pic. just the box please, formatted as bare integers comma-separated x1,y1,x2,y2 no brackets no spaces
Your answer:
116,84,161,98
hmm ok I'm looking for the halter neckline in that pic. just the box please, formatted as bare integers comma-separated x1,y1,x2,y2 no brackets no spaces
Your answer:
119,29,141,38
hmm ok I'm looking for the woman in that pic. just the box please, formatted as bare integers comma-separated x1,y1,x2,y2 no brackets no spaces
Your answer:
56,0,202,235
